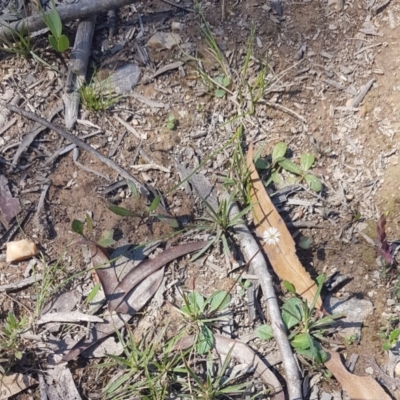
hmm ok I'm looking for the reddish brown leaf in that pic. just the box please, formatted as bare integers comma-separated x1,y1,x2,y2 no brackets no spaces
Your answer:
246,144,321,308
0,175,21,227
108,241,208,312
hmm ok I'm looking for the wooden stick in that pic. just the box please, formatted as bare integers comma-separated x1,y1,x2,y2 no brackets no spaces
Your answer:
5,103,150,196
0,0,137,44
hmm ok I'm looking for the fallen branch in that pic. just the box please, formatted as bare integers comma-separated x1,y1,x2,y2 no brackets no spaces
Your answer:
64,16,96,129
0,0,137,45
5,103,150,196
225,194,303,400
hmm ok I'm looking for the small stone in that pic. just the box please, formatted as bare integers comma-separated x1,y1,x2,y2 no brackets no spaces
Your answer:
387,299,396,306
147,32,182,50
365,367,374,375
171,22,184,32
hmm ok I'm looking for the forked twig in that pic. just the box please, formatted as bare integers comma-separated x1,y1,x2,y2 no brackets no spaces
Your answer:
5,103,150,196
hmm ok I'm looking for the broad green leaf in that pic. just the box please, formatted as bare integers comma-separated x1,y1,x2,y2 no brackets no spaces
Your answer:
305,174,322,192
300,153,315,171
283,281,296,294
196,325,214,354
278,158,302,175
56,34,69,52
154,214,180,229
208,290,231,313
72,219,84,235
298,236,312,249
148,195,160,212
97,229,115,247
188,291,205,312
44,7,62,38
223,76,230,87
270,171,283,184
215,88,226,98
272,142,287,161
291,332,311,350
254,157,269,170
48,34,58,51
256,324,274,340
282,297,304,329
108,205,138,217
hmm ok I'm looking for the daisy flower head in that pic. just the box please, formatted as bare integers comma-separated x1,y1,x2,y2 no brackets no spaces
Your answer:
263,226,281,246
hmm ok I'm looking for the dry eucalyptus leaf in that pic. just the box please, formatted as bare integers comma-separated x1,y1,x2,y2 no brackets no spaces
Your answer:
246,144,321,308
325,350,391,400
6,239,37,262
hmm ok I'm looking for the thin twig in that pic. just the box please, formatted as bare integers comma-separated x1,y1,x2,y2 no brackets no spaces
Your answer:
161,0,194,12
5,103,150,196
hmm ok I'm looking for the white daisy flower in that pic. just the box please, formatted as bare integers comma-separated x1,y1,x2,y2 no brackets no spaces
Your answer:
263,227,281,245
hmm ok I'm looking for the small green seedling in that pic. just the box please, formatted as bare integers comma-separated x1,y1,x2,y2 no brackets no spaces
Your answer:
0,312,28,372
258,142,323,192
79,78,122,112
42,0,69,52
380,327,400,351
176,289,231,354
257,275,344,365
72,213,115,248
166,115,177,130
214,75,230,98
344,334,358,345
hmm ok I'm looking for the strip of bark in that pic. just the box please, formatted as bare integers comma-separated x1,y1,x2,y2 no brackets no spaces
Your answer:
224,193,303,400
0,0,137,44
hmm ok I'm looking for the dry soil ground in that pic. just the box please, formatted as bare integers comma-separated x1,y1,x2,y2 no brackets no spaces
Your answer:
1,0,400,399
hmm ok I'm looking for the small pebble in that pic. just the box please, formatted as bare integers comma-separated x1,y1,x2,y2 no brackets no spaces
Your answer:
365,367,374,375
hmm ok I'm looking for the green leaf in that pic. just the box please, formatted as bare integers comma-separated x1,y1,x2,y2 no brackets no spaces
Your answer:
188,291,205,312
85,213,93,233
48,34,58,51
283,281,296,294
148,195,160,212
300,153,315,171
298,236,312,249
196,325,214,354
108,205,138,217
72,219,84,235
291,332,311,350
128,181,138,197
215,88,226,98
305,174,322,192
272,142,287,161
282,298,304,329
254,157,269,170
56,34,69,52
97,229,115,247
222,76,230,87
278,158,302,175
86,283,101,304
44,6,62,38
256,324,274,340
271,171,283,184
208,290,231,313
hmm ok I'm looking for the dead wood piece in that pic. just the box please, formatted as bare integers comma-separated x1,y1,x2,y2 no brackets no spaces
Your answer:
64,16,96,129
348,79,375,108
12,103,63,167
0,0,138,45
5,104,150,196
0,274,42,293
225,193,303,400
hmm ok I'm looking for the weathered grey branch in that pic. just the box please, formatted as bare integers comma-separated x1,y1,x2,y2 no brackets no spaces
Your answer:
64,16,96,129
225,194,303,400
0,0,136,44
